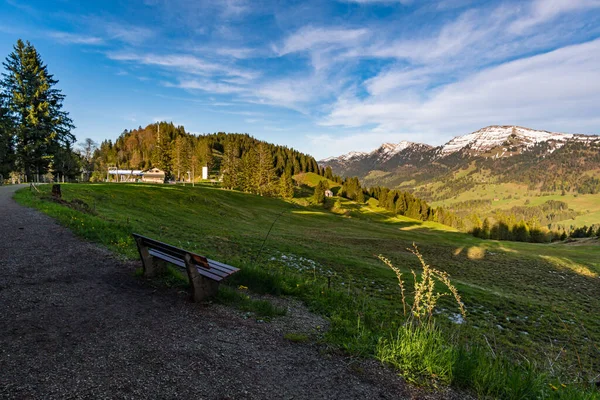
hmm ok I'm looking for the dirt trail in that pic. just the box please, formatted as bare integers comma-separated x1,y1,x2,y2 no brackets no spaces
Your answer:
0,185,456,399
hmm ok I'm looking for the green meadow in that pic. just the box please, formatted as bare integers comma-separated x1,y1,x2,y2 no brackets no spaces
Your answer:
15,180,600,397
429,179,600,227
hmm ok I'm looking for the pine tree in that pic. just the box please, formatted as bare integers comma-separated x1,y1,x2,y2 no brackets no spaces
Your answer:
2,39,75,181
356,189,365,204
481,218,491,239
0,96,13,177
313,181,326,204
240,146,259,193
221,144,240,189
279,172,294,199
256,142,276,196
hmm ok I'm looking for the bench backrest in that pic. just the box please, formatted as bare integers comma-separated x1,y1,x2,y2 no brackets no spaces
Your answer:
132,233,209,267
132,233,240,283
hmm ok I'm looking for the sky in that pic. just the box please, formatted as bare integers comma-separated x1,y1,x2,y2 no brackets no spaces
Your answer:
1,0,599,159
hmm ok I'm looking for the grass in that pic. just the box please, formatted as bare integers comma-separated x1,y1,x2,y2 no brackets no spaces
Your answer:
283,332,309,343
13,183,600,398
429,179,600,229
216,286,287,318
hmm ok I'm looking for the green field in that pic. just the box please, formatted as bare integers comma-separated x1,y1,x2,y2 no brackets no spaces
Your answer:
14,181,600,396
429,180,600,228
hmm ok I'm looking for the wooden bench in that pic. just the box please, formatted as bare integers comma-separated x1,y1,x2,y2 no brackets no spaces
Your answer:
132,233,240,302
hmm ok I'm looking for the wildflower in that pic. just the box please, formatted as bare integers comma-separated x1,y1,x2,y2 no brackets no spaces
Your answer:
238,285,248,290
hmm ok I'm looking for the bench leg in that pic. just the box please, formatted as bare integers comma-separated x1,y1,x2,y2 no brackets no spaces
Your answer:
184,254,220,302
135,237,166,277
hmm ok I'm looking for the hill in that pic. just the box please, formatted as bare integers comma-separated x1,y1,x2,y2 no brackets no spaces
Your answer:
14,182,600,397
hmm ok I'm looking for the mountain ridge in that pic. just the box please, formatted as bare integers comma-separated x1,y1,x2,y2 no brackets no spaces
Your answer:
319,125,600,198
320,125,598,164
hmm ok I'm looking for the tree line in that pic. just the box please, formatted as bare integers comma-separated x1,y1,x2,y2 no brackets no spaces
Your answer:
90,123,321,197
0,39,76,182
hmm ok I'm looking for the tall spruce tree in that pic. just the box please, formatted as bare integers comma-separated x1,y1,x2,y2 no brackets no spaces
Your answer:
0,95,13,178
1,39,74,181
221,143,240,189
256,142,276,196
279,172,294,199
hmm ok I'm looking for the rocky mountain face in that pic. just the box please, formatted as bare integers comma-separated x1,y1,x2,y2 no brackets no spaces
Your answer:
319,125,600,196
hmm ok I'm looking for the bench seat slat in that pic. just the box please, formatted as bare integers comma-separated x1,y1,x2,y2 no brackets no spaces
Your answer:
206,260,238,275
148,249,226,281
208,259,239,273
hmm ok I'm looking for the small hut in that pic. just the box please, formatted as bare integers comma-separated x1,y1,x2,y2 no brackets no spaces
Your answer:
142,168,166,183
325,189,334,198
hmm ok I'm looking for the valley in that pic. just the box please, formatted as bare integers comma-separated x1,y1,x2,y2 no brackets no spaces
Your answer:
320,125,600,232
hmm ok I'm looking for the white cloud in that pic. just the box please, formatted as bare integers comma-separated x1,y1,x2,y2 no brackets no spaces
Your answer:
167,79,247,94
214,47,255,59
103,23,155,45
107,51,259,80
510,0,600,34
48,31,105,45
276,26,369,56
341,0,413,4
323,38,600,143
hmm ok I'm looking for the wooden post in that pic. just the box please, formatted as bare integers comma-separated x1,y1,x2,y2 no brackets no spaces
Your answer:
184,253,219,302
135,237,159,277
52,184,62,198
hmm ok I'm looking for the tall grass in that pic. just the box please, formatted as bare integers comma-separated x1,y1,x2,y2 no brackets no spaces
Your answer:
375,248,600,398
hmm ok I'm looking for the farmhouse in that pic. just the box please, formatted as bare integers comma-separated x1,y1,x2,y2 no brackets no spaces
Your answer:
107,168,143,182
325,189,333,198
142,168,166,183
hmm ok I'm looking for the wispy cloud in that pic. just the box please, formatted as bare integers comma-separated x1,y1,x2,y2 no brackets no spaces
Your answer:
13,0,599,158
107,51,259,80
510,0,600,34
48,31,105,45
104,23,155,45
323,38,600,141
340,0,413,4
276,26,370,56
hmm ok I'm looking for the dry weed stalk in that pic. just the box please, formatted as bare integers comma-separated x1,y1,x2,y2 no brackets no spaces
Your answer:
377,254,407,315
379,243,466,325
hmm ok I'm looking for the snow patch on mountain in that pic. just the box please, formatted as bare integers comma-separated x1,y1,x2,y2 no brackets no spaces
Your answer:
321,141,422,164
374,141,415,162
440,125,585,155
321,151,368,163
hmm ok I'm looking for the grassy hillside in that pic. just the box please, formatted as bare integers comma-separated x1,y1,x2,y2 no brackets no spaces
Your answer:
15,183,600,396
427,178,600,229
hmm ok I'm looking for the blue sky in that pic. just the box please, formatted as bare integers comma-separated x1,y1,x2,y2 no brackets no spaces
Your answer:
1,0,599,159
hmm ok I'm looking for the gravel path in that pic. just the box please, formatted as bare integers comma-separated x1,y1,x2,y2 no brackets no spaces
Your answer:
0,185,459,399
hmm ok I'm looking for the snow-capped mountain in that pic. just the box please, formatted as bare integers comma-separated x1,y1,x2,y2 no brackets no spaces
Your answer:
320,140,434,177
321,151,368,163
439,125,591,155
319,125,599,188
325,141,425,165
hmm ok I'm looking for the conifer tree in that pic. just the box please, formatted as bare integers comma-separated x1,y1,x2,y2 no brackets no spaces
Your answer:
240,146,259,193
221,143,240,189
313,180,326,204
481,218,491,239
1,39,75,181
0,97,13,177
356,189,365,204
279,172,294,199
256,142,276,196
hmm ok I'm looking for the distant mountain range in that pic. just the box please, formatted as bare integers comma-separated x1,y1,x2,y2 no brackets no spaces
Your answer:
319,125,600,199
